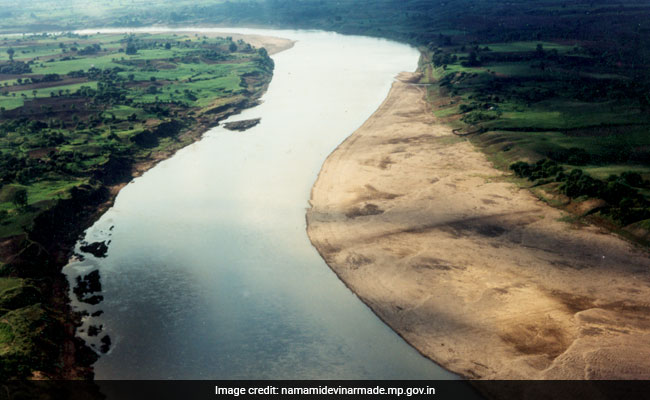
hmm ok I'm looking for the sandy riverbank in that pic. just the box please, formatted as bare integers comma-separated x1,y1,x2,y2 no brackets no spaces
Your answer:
306,72,650,379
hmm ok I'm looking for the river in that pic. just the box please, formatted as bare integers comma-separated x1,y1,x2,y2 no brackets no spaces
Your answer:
63,28,456,380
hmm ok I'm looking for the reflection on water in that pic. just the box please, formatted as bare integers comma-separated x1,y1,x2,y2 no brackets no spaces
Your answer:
64,28,457,380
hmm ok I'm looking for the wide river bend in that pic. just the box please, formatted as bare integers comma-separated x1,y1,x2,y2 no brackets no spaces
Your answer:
64,28,456,380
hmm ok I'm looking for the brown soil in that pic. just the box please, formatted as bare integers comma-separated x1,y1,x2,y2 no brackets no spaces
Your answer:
2,97,97,121
306,72,650,380
0,77,89,93
0,74,35,81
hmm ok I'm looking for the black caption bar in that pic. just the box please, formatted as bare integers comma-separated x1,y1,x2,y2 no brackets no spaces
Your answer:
1,380,649,400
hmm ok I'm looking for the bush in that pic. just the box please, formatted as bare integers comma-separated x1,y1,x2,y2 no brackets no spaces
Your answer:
559,169,604,198
509,161,530,177
619,171,644,187
509,159,561,180
12,189,28,209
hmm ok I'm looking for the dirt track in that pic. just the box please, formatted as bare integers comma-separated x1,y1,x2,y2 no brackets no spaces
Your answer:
306,72,650,379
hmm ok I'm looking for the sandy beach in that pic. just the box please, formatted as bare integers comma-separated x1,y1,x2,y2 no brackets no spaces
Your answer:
306,72,650,379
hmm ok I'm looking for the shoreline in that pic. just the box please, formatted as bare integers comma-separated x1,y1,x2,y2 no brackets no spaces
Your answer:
306,72,650,379
61,33,295,378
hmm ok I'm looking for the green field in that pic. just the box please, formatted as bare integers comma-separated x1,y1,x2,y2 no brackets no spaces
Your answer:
421,39,650,234
0,32,273,242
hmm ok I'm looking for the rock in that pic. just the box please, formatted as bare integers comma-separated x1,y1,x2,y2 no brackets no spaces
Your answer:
223,118,261,132
73,270,102,302
79,241,109,258
100,335,111,353
87,324,103,337
81,295,103,306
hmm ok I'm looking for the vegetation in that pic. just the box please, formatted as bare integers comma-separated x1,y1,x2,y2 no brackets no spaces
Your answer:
0,31,274,379
418,36,650,236
510,159,649,225
1,0,650,379
2,2,647,233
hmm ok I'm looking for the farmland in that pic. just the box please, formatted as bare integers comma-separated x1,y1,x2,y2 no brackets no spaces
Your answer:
2,0,647,239
418,38,650,240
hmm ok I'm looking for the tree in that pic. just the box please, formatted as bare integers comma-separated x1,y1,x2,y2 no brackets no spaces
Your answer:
6,48,14,61
463,50,480,67
125,43,137,55
12,189,28,209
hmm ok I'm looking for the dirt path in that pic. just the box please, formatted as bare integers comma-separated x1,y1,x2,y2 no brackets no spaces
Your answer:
306,72,650,379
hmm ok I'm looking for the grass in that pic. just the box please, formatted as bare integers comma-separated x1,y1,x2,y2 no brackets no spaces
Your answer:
2,81,98,99
0,97,24,111
583,165,650,181
482,107,649,131
422,35,650,237
486,42,576,53
0,304,61,379
0,278,22,293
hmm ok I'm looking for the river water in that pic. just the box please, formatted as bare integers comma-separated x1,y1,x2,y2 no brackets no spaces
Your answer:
64,28,456,380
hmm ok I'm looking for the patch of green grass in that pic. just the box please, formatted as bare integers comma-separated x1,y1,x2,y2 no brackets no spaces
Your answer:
30,54,122,75
482,105,649,131
0,97,25,111
635,219,650,231
485,62,550,78
0,322,14,344
557,214,584,224
7,81,98,100
0,278,22,294
486,42,576,53
583,165,650,180
0,303,62,379
104,104,141,119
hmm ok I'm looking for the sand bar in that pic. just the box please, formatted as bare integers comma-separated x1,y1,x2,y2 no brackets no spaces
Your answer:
306,72,650,379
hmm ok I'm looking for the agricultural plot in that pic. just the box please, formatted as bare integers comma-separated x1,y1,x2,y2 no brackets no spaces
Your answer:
0,31,273,240
423,40,650,236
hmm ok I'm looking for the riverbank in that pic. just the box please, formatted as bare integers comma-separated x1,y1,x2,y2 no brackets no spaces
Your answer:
0,32,293,379
306,72,650,379
63,32,441,380
60,33,294,378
